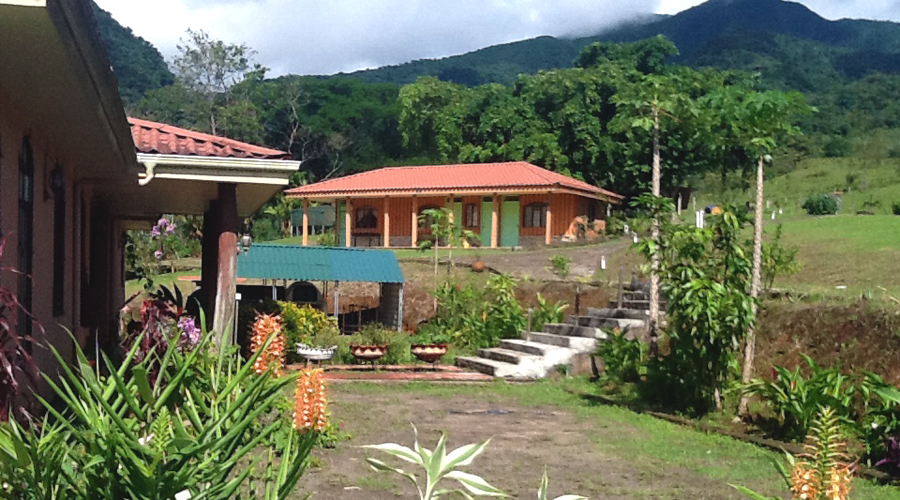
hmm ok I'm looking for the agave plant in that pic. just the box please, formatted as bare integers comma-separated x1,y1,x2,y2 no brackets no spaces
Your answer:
0,321,315,500
363,425,587,500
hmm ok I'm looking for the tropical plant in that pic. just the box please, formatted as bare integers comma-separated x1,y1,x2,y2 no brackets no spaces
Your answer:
531,294,568,332
595,330,646,383
860,372,900,468
280,302,339,348
363,425,587,500
733,407,854,500
0,327,316,500
249,312,286,376
743,354,857,441
802,194,839,215
636,198,756,414
418,207,478,276
760,224,801,291
547,255,572,279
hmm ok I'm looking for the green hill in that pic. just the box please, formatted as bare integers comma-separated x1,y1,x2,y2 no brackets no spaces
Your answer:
90,1,174,105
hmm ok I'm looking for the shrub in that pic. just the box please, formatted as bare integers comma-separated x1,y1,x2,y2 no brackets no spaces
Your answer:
761,224,801,290
823,136,852,158
547,255,571,279
317,230,337,247
531,294,568,332
280,302,339,347
595,330,646,383
892,202,900,215
860,372,900,468
802,194,839,215
743,354,857,441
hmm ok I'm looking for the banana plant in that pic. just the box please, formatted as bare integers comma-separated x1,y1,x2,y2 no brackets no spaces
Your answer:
363,425,587,500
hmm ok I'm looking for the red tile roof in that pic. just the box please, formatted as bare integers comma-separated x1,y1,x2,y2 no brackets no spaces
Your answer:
128,117,290,159
285,162,623,200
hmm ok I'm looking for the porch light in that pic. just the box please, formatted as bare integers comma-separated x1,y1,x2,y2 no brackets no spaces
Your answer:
239,233,252,253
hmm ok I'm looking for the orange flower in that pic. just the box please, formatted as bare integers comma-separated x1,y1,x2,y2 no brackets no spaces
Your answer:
249,313,285,376
293,368,328,433
825,464,853,500
790,461,819,500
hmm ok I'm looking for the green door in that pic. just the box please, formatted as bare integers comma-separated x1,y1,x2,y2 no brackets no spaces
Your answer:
337,202,346,246
480,200,492,246
501,199,520,247
453,201,463,231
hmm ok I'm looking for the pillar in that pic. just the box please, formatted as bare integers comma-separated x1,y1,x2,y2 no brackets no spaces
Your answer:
200,201,218,325
447,195,454,248
411,196,418,248
212,183,239,343
491,195,500,248
383,197,391,248
344,198,352,247
545,192,553,246
302,199,309,246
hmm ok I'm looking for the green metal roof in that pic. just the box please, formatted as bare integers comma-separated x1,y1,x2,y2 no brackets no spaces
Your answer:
237,244,404,283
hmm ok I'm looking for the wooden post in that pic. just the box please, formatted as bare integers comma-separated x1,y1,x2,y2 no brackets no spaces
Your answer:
344,198,352,248
213,183,239,343
447,195,454,248
545,192,553,246
490,195,500,248
383,197,391,248
302,199,310,246
411,196,418,248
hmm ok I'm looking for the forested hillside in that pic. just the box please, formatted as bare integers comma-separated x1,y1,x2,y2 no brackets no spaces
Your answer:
91,1,173,105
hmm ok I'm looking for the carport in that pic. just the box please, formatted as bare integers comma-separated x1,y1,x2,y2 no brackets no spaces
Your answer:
236,244,405,331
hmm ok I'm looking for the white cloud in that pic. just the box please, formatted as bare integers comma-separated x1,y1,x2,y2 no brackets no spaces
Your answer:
92,0,900,77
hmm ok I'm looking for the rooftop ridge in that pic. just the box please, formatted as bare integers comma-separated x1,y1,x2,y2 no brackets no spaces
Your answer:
128,117,290,158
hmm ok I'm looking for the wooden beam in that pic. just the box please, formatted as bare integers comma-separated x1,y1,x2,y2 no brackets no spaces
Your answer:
491,195,500,248
411,196,418,248
344,198,352,247
302,199,309,246
383,197,391,248
213,183,239,344
545,192,553,246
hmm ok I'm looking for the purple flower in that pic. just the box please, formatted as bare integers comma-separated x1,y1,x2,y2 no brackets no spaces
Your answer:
150,226,161,237
157,217,169,228
178,316,200,346
876,437,900,470
153,249,164,260
166,224,176,234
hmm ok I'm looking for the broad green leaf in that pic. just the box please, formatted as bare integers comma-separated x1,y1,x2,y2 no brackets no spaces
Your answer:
443,439,490,472
362,443,424,465
445,470,507,497
729,484,779,500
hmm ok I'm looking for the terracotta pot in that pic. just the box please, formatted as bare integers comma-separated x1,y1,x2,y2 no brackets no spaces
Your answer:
410,343,449,363
471,260,486,273
350,344,388,362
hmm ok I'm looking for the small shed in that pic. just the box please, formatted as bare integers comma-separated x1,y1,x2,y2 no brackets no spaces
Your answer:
237,244,405,331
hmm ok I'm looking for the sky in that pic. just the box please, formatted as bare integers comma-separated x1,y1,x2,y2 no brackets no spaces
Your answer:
93,0,900,77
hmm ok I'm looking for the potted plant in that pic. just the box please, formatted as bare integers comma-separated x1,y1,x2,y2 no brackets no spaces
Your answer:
285,303,340,362
350,324,391,363
296,325,339,362
409,329,451,364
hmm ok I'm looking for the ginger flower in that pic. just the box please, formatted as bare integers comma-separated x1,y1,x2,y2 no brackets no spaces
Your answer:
293,368,327,433
790,462,819,500
249,313,285,376
825,465,853,500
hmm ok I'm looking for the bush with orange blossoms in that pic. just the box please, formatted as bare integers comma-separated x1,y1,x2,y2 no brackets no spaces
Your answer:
293,368,327,433
249,312,285,376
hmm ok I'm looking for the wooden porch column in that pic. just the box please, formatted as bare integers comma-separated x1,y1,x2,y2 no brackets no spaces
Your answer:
383,197,391,248
447,195,454,248
344,198,352,247
411,196,418,248
302,199,310,246
213,183,239,343
491,195,500,248
545,192,553,245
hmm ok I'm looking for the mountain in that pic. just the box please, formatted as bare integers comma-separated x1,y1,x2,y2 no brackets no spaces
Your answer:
90,1,174,105
338,0,900,93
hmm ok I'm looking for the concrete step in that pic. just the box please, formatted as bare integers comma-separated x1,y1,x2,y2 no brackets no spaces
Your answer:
478,347,540,365
499,338,556,356
586,308,649,320
594,317,647,331
543,323,608,339
525,331,599,352
455,356,515,377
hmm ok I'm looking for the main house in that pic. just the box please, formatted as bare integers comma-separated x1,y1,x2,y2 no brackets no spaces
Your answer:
286,162,623,248
1,0,299,377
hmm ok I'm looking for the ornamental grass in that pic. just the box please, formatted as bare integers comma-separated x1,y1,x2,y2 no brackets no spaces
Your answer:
293,368,327,433
250,312,285,376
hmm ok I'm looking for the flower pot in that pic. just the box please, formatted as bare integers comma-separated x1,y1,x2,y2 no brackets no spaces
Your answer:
471,260,486,273
349,344,388,362
410,343,449,364
296,343,337,362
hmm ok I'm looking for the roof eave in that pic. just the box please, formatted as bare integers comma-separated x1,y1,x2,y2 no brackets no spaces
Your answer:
287,186,624,203
137,153,300,185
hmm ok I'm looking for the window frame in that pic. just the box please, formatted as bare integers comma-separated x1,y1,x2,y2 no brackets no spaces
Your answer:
523,202,548,228
464,203,480,228
355,205,378,230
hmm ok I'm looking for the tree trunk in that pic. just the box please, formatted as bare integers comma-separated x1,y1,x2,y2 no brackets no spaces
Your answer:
649,107,662,355
739,155,765,417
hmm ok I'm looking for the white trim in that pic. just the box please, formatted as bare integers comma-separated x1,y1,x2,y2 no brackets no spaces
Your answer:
0,0,46,6
136,153,300,185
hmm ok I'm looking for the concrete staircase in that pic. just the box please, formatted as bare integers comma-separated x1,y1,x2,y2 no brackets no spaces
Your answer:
455,307,649,379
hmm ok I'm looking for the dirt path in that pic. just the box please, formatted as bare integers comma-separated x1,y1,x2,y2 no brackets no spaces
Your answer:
296,383,775,500
478,240,631,281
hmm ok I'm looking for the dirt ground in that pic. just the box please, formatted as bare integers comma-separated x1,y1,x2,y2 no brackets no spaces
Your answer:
296,384,773,500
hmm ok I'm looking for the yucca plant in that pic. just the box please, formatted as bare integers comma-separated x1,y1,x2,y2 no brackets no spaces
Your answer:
0,321,315,500
363,425,587,500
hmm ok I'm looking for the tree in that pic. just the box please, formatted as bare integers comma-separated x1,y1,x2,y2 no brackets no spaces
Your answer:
703,87,812,416
264,195,299,239
418,207,478,277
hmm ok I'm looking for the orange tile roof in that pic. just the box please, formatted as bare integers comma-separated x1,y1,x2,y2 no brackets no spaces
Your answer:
285,162,623,200
128,117,290,159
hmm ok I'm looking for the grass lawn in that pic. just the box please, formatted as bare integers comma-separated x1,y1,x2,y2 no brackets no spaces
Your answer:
302,380,900,500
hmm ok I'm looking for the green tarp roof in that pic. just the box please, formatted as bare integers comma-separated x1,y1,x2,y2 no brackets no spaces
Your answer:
237,244,404,284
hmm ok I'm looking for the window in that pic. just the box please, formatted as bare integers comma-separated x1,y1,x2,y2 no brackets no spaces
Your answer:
52,164,65,316
523,203,548,228
418,205,440,230
18,137,34,341
464,203,479,228
355,206,378,229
